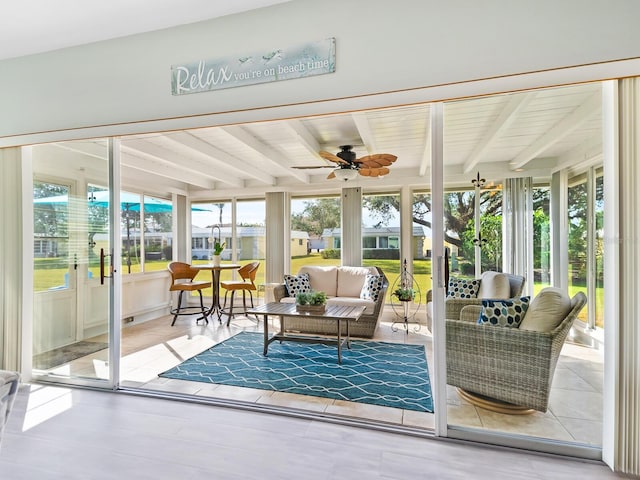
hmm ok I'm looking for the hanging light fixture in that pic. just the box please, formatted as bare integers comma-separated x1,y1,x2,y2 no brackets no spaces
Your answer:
333,168,358,181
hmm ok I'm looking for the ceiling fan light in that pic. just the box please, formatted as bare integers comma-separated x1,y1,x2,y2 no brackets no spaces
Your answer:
333,168,359,181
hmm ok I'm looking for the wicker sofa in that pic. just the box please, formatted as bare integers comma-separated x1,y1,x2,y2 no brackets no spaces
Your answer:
446,288,587,412
273,265,388,338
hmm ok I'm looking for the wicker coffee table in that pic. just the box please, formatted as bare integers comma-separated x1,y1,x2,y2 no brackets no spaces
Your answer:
246,302,366,364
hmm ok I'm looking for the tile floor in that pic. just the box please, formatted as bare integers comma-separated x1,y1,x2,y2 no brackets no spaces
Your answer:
39,308,603,447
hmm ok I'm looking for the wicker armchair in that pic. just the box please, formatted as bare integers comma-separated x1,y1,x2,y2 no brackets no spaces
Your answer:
0,370,20,450
444,273,526,320
446,291,587,412
426,273,526,331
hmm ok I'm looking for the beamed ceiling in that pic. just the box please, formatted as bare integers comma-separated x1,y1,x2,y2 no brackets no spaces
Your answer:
46,81,603,199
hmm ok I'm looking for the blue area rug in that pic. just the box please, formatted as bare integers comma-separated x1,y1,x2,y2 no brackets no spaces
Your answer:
159,331,433,412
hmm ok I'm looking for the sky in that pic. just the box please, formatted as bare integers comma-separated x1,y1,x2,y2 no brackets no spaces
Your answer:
191,199,401,229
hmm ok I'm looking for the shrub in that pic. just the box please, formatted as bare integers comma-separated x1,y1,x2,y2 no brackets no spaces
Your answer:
363,248,400,260
321,249,341,259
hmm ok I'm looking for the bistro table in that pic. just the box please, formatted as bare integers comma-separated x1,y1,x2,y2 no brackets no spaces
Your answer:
192,263,240,322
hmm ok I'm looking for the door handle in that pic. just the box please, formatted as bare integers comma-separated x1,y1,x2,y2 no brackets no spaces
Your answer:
436,255,444,288
100,248,113,285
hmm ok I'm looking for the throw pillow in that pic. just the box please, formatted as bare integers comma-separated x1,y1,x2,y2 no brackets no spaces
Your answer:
477,296,530,327
519,287,572,332
360,274,385,302
447,278,481,299
477,271,511,298
284,273,311,297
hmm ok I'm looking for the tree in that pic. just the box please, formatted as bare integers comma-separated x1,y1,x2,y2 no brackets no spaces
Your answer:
364,191,502,250
291,198,340,236
33,182,69,237
461,214,503,270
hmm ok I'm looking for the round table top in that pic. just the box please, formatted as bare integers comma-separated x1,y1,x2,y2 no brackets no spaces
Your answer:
192,263,241,270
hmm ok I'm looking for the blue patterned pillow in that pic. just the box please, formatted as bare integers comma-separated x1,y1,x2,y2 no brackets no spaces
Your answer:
447,278,481,298
477,296,531,327
284,273,311,296
360,274,384,302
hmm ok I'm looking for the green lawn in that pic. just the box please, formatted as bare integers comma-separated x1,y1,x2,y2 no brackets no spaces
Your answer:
34,255,601,327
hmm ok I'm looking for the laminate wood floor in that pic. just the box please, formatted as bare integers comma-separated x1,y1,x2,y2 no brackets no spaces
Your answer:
0,384,623,479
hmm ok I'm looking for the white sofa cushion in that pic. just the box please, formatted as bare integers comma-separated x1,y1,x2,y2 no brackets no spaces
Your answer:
337,266,374,297
519,287,572,332
477,271,511,298
298,266,338,296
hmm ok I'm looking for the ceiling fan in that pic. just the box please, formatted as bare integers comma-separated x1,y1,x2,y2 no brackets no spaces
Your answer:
292,145,398,180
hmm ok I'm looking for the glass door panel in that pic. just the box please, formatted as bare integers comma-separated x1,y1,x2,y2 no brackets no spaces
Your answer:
443,86,604,453
32,139,113,385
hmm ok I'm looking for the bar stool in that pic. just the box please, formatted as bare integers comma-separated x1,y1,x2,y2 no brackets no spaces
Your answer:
167,262,212,326
220,262,260,326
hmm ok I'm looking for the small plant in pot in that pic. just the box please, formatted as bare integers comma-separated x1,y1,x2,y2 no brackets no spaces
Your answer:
212,240,225,256
295,291,327,312
393,287,415,302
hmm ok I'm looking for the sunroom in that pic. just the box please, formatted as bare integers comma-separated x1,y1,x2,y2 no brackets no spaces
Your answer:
25,79,606,458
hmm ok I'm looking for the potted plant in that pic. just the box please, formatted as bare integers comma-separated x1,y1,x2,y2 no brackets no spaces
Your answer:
209,239,226,266
295,291,327,313
393,286,415,302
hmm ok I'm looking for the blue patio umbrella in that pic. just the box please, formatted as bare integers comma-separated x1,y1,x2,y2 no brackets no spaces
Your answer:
34,190,176,212
34,191,206,272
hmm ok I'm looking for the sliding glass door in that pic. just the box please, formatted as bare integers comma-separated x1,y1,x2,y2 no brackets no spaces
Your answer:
31,138,116,387
442,85,604,456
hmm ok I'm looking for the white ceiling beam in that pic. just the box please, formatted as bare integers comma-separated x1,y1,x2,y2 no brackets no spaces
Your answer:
122,138,235,187
554,135,603,173
510,92,601,170
219,126,310,183
51,140,213,189
51,141,107,160
418,111,432,177
120,145,217,190
463,92,536,174
162,132,274,185
281,119,322,159
351,112,377,153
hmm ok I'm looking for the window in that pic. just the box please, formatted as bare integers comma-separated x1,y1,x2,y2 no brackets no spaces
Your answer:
363,236,376,248
236,198,265,286
362,193,401,301
290,195,340,271
141,194,172,272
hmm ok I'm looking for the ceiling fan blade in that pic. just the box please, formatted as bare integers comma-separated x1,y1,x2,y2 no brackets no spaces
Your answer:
358,153,397,168
326,170,336,180
319,150,349,165
359,167,390,177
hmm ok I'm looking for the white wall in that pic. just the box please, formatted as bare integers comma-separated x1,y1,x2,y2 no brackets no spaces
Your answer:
1,0,640,142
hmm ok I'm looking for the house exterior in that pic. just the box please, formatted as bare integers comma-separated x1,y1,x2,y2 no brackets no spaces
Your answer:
322,226,426,259
192,226,309,260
